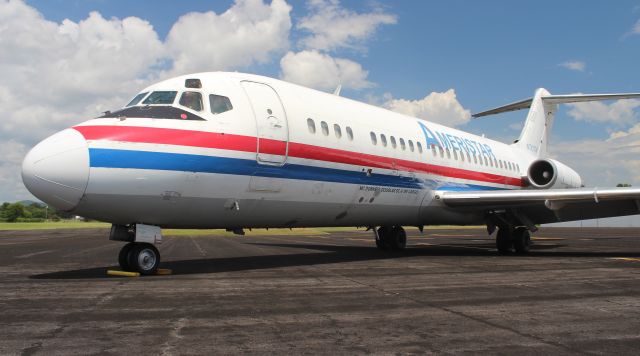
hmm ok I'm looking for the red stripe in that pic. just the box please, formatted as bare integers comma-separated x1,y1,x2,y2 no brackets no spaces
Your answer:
74,125,523,187
75,125,257,152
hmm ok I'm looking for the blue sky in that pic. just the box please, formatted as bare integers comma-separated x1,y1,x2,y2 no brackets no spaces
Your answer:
25,0,640,140
1,0,640,203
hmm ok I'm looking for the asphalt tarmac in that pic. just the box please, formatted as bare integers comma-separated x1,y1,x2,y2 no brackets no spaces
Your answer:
2,227,640,355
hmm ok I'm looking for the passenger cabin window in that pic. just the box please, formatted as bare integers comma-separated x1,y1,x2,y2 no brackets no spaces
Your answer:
390,136,397,149
346,127,353,140
417,142,423,153
400,138,406,151
381,134,388,147
143,91,177,105
370,132,377,145
126,92,148,107
179,91,203,112
321,121,329,136
209,94,233,114
334,124,342,139
307,118,316,134
409,140,414,152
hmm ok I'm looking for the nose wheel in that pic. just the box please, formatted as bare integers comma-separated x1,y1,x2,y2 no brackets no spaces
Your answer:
118,242,160,275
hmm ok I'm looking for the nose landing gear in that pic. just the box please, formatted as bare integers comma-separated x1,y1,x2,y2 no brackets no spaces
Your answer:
110,224,163,275
118,242,160,275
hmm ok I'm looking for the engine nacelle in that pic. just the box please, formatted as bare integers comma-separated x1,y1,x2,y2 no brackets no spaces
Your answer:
527,159,582,189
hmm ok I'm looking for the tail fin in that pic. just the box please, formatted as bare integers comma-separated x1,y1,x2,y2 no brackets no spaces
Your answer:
472,89,640,158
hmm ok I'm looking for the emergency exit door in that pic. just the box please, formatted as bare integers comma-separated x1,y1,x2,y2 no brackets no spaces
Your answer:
241,81,289,165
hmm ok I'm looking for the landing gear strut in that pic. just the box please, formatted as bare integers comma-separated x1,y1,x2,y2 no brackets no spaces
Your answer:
375,225,407,250
118,242,160,275
496,226,531,255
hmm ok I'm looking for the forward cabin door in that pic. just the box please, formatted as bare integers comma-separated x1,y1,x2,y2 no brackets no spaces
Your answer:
241,81,289,165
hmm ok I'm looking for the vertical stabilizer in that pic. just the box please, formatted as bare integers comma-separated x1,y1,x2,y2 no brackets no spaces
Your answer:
513,88,556,158
472,89,640,159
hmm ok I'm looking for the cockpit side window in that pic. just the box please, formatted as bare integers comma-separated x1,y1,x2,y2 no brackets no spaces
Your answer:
179,91,203,112
142,91,177,105
126,92,148,107
209,94,233,114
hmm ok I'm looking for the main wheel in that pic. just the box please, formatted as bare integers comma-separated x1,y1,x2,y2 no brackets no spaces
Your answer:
127,243,160,275
513,227,531,254
375,234,384,249
496,227,513,254
376,226,392,250
390,226,407,250
118,243,135,271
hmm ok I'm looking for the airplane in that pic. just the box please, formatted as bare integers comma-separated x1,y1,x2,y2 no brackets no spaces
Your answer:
21,72,640,275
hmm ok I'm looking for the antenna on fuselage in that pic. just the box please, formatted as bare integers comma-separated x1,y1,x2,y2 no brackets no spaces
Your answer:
333,84,342,96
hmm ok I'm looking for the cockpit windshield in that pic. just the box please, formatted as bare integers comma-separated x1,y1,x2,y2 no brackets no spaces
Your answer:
142,91,177,105
99,106,205,121
126,92,148,107
210,94,233,114
103,87,232,121
179,91,203,111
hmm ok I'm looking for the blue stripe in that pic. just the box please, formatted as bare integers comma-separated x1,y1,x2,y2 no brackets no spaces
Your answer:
89,148,507,191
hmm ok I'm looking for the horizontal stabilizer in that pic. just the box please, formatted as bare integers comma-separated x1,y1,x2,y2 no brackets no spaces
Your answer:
472,98,532,118
542,93,640,104
472,91,640,118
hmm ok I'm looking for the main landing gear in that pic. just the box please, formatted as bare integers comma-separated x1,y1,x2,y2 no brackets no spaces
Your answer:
374,225,407,250
496,226,531,254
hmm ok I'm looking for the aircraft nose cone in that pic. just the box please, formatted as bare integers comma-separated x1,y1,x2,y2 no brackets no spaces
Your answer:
22,128,89,211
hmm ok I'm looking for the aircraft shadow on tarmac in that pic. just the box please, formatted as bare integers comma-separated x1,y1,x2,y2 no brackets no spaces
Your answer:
30,241,640,280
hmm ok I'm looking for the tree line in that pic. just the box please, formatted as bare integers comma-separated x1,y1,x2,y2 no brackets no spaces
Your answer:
0,202,74,222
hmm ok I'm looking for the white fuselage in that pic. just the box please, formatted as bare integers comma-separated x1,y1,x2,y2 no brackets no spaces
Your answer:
22,72,537,229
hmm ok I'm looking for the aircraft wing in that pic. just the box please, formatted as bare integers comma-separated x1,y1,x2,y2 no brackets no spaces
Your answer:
438,187,640,224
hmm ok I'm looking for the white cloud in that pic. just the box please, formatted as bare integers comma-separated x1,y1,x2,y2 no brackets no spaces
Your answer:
280,50,372,91
631,19,640,35
550,126,640,187
0,1,165,146
165,0,291,75
0,140,30,203
559,60,586,72
0,0,294,202
383,90,471,127
297,0,396,51
567,99,640,125
509,122,524,131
